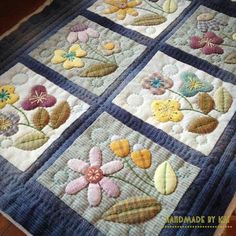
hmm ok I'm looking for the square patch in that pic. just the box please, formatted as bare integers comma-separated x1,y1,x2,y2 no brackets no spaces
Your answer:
113,52,236,155
167,5,236,75
88,0,191,38
30,15,146,96
38,112,199,236
0,63,89,171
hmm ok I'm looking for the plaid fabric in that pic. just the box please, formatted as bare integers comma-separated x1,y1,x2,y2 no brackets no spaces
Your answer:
131,149,151,169
110,139,130,157
197,19,220,32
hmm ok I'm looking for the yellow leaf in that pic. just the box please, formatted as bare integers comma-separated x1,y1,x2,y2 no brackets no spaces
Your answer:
162,0,178,13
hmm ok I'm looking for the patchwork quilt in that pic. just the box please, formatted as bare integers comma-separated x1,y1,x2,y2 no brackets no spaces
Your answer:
0,0,235,235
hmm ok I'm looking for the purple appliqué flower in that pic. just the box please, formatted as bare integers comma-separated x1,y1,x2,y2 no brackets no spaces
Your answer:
21,85,56,111
65,147,123,207
67,23,100,44
190,31,224,55
0,112,20,136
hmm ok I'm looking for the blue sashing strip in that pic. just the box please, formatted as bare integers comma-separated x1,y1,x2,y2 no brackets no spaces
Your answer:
0,0,236,235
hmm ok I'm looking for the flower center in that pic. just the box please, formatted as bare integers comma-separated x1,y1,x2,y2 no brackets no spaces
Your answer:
85,166,103,184
0,89,10,102
188,78,203,90
200,38,214,47
64,52,76,61
104,42,115,50
118,3,127,9
29,91,48,104
151,78,165,88
0,117,12,131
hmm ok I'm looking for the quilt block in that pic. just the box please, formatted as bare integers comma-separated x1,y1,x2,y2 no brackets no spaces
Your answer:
113,51,236,155
30,15,146,96
38,112,200,236
167,5,236,75
88,0,191,38
0,63,89,171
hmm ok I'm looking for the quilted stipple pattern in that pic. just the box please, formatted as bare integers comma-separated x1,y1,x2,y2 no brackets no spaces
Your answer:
0,0,236,236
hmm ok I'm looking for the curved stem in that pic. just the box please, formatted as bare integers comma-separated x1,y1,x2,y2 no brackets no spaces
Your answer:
167,89,193,109
180,108,212,117
144,170,153,182
18,123,46,135
10,104,30,125
135,6,164,15
221,43,236,49
110,175,151,196
84,56,107,64
123,159,154,188
143,0,164,11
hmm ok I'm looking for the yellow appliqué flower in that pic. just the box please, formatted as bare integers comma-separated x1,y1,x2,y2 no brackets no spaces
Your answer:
51,44,87,70
103,0,141,20
151,100,183,122
0,85,19,109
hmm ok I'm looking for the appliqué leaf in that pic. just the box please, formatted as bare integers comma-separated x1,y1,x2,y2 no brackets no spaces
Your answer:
14,131,49,150
162,0,178,13
131,14,166,26
224,52,236,64
32,108,50,130
80,63,118,77
214,86,233,113
154,161,177,195
188,116,218,134
102,196,161,224
198,93,215,114
50,101,71,129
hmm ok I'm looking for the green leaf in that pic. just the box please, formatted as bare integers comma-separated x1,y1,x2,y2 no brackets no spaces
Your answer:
14,131,49,151
214,86,233,113
131,14,166,26
80,63,118,77
162,0,178,13
188,116,218,134
102,196,161,224
50,101,71,129
154,161,177,195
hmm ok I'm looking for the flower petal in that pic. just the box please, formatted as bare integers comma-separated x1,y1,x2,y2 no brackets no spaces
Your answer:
6,94,19,105
1,85,15,94
87,183,102,206
67,32,78,44
67,159,89,174
190,36,205,49
41,95,57,107
117,9,127,20
127,0,142,7
65,176,88,195
51,49,66,64
63,58,85,69
204,31,223,44
202,45,224,55
86,28,100,38
78,31,89,43
89,147,102,167
126,8,138,16
69,44,87,57
100,177,120,197
101,160,124,175
104,6,119,14
0,101,6,109
104,0,116,6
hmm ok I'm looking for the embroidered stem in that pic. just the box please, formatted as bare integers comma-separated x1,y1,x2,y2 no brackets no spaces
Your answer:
110,175,151,196
221,43,236,49
18,123,46,135
84,56,107,64
143,0,164,12
123,159,155,188
180,108,212,117
135,6,164,15
167,89,193,109
10,105,30,125
144,170,153,182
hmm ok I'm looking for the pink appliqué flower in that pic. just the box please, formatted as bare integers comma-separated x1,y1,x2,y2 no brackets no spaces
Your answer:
21,85,56,110
190,31,224,55
67,23,100,44
65,147,124,207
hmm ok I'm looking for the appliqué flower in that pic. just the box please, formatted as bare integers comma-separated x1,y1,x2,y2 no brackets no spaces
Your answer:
142,72,173,95
196,13,228,32
98,40,121,55
67,23,100,44
103,0,142,20
0,112,20,136
151,100,183,122
179,72,213,97
190,31,224,55
65,147,123,206
0,85,19,109
51,44,87,69
22,85,56,110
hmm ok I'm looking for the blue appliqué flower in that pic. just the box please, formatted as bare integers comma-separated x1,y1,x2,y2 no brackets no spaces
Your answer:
179,72,214,97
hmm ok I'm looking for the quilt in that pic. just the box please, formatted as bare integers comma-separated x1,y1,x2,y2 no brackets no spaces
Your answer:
0,0,235,235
